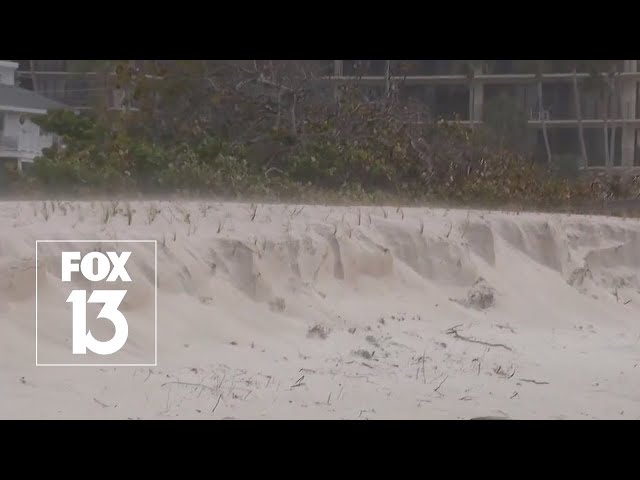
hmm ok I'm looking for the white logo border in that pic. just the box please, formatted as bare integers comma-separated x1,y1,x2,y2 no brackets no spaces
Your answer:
35,239,158,367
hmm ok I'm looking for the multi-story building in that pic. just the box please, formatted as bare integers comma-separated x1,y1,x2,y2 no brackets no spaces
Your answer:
13,60,142,111
14,60,640,169
0,61,65,173
331,60,640,168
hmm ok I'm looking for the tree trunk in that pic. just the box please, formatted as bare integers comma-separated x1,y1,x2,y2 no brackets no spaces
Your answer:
385,60,391,98
609,74,617,166
572,68,588,168
290,93,297,137
603,80,611,168
614,72,624,166
275,90,282,129
469,80,475,129
468,65,477,130
537,78,552,164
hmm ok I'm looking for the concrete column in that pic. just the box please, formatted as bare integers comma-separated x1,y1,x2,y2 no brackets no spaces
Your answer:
472,67,484,122
333,60,343,76
333,60,343,102
0,61,18,86
621,60,637,167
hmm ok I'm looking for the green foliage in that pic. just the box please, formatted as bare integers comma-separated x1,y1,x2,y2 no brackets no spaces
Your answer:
16,60,608,208
483,93,529,151
31,110,105,145
23,107,596,208
552,154,581,179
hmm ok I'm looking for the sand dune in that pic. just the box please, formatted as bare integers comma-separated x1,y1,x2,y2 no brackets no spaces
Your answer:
1,200,639,419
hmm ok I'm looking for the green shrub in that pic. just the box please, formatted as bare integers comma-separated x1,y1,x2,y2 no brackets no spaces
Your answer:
20,99,603,208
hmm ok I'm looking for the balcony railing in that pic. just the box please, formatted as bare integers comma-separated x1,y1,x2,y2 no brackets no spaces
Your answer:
0,134,53,153
0,135,18,150
529,109,551,121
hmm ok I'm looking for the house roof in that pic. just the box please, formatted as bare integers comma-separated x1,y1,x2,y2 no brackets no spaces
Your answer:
0,84,67,113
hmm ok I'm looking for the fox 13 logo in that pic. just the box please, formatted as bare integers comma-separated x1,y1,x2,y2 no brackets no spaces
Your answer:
36,240,157,367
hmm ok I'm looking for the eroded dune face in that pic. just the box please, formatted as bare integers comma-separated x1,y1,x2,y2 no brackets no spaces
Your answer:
1,201,639,420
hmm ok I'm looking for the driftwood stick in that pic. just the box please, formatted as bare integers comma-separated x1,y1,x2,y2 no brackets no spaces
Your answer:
162,381,217,393
434,375,449,393
211,394,223,413
446,326,513,351
518,378,549,385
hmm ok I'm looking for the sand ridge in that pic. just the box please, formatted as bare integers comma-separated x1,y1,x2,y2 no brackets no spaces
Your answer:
1,201,639,419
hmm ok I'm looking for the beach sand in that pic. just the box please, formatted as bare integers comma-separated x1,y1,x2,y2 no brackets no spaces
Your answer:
1,200,639,419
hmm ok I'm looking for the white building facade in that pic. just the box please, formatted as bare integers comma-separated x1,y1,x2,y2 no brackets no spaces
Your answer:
0,61,65,171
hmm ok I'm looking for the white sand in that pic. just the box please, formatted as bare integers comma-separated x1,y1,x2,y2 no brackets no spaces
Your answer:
1,200,639,419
